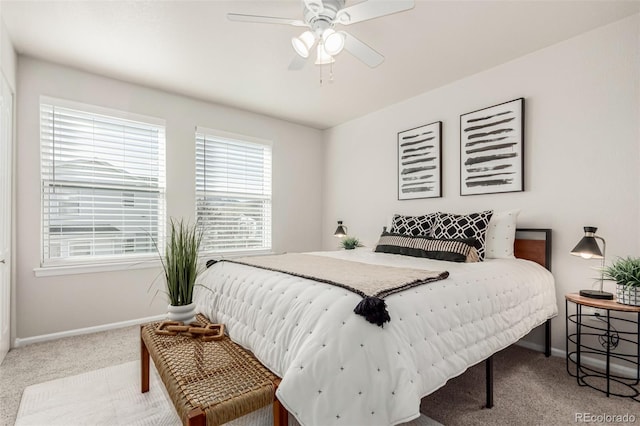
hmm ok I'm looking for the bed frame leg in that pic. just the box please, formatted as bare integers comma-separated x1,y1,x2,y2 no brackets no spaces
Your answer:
485,355,493,409
545,319,551,357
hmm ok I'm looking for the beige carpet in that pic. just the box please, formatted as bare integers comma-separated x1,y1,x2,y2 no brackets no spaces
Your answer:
420,346,639,425
0,325,139,426
1,324,638,426
14,361,440,426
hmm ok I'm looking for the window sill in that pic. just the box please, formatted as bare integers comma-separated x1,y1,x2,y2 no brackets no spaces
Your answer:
34,258,162,277
33,250,275,277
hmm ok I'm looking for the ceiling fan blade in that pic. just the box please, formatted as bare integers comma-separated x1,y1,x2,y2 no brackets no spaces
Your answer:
227,13,307,27
343,32,384,68
288,55,308,71
336,0,414,25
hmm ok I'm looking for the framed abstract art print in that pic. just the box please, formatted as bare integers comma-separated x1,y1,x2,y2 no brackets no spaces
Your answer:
460,98,524,196
398,121,442,200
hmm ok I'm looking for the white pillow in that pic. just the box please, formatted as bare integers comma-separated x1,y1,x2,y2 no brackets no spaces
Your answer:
485,209,520,259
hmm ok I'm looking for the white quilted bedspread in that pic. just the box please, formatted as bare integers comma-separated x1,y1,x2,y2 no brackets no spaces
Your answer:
194,249,557,426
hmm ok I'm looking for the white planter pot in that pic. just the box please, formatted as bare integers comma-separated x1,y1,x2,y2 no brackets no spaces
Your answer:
616,284,640,306
167,302,197,324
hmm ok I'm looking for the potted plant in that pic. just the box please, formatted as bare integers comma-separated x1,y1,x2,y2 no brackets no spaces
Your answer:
341,236,363,250
156,218,204,323
602,256,640,306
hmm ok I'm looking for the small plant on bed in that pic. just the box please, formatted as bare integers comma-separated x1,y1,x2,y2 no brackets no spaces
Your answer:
602,256,640,306
153,218,204,323
341,236,363,250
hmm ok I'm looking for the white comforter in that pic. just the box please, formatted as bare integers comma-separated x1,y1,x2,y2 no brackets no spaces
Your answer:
194,249,557,426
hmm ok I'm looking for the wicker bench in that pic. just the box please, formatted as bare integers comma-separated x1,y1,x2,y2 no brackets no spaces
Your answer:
141,314,288,426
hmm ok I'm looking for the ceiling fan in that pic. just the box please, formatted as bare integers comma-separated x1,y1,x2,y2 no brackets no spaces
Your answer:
227,0,415,70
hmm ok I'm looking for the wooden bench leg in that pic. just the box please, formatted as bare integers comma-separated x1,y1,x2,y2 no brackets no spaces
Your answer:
273,379,288,426
141,325,150,393
187,407,206,426
273,398,288,426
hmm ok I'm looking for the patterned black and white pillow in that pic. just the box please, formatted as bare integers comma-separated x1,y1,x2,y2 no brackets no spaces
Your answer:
374,232,476,263
389,213,439,236
431,211,494,261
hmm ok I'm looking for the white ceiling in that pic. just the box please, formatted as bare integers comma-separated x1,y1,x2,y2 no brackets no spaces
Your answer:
2,1,639,129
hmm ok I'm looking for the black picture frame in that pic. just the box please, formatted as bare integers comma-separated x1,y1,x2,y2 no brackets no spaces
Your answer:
460,98,524,196
398,121,442,200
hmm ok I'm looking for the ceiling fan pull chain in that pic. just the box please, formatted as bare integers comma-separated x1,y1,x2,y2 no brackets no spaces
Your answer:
318,62,334,85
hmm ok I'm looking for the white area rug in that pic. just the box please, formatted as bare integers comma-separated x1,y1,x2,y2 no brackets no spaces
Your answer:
16,361,441,426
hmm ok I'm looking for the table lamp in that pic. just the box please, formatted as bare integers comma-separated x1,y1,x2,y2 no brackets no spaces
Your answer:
334,220,347,238
570,226,613,300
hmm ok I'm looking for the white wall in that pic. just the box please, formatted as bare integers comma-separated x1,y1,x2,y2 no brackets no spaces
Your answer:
0,10,16,90
0,8,17,351
15,57,324,339
322,15,640,352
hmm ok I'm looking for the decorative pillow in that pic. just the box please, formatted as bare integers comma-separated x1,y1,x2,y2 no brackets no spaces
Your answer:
389,213,439,236
485,209,520,259
374,232,476,263
466,247,480,263
431,211,494,261
374,233,415,256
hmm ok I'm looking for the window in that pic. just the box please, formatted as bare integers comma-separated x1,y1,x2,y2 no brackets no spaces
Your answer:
40,98,166,266
195,127,272,253
123,193,135,208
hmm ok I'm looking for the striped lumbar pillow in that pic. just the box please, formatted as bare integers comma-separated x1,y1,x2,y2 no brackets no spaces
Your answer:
374,232,476,263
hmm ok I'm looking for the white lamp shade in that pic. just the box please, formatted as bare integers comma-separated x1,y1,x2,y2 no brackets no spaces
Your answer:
315,43,335,65
291,31,315,58
323,29,345,56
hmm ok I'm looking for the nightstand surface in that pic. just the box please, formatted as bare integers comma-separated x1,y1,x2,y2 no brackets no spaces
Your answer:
565,293,640,313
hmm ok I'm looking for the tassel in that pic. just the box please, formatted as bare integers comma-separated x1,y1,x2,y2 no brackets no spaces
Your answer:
354,296,391,327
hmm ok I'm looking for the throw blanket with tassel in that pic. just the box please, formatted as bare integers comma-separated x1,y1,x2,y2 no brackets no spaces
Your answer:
208,253,449,327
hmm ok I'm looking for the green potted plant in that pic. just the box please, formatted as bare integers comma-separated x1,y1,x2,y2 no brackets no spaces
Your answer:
341,236,363,250
156,218,204,323
602,256,640,306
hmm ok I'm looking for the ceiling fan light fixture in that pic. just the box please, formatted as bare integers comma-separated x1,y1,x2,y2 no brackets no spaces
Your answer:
322,29,345,55
292,30,316,58
315,43,335,65
229,0,415,70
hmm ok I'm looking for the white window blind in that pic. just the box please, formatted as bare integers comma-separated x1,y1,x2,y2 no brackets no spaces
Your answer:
195,128,272,253
40,99,166,266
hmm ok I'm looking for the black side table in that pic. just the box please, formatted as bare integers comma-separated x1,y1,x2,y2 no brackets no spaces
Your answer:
565,293,640,401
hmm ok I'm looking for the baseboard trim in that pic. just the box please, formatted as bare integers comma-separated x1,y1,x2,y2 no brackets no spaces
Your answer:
13,314,166,348
516,339,637,378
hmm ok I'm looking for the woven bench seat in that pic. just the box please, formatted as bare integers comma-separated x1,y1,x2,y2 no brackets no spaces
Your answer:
141,314,288,426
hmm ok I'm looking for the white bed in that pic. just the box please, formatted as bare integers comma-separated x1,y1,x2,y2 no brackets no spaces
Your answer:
194,245,557,426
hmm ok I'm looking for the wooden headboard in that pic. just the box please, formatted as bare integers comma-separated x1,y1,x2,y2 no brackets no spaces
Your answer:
514,228,552,271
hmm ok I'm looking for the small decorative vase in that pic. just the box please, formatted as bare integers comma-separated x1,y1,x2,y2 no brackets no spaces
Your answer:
616,284,640,306
167,302,197,324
